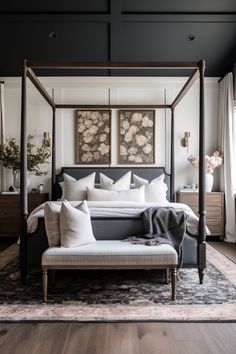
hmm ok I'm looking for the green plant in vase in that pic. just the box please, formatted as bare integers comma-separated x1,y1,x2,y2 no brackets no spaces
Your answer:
0,135,51,189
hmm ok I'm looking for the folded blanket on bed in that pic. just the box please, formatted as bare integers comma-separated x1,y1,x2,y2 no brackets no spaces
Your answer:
123,207,187,266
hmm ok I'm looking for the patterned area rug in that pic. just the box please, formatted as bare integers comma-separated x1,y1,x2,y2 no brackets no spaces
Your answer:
1,243,236,321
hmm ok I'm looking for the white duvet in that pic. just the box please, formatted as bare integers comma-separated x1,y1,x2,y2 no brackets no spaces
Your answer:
27,200,209,235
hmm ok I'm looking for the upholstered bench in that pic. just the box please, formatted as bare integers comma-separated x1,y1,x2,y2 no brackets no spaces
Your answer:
42,240,178,301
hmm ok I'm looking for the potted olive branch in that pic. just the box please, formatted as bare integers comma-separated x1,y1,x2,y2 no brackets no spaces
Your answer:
0,135,51,189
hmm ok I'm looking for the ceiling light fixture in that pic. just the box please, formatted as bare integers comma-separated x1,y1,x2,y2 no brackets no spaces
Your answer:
186,34,195,41
48,32,57,39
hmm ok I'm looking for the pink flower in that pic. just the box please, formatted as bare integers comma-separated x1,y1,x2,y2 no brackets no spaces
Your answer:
188,151,223,174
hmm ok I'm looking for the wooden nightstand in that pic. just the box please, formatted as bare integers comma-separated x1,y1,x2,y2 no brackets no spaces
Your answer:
177,191,225,237
0,193,49,238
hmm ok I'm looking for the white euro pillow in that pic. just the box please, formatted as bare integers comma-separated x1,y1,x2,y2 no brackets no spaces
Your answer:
87,185,145,202
63,172,95,201
99,171,131,190
133,174,168,202
60,200,96,248
44,202,61,247
58,174,76,200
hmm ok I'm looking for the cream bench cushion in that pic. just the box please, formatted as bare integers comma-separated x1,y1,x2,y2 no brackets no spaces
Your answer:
42,240,178,267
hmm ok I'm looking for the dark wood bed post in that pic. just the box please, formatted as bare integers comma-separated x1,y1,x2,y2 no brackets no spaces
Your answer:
198,59,206,284
51,107,56,200
170,107,175,202
20,59,28,283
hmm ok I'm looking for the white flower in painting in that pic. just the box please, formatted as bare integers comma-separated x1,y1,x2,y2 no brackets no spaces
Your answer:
103,113,110,121
142,116,149,127
78,124,86,133
89,125,99,135
122,120,130,130
93,119,98,125
81,111,89,118
82,152,93,162
93,151,101,160
83,130,93,143
143,144,152,154
83,129,89,137
81,144,90,152
120,145,128,156
142,116,153,128
98,121,104,127
128,147,138,155
104,126,110,134
131,113,142,122
91,112,99,120
128,155,136,162
84,120,92,128
129,125,138,135
145,131,152,139
136,134,147,146
135,156,143,163
99,133,107,142
84,136,93,143
98,143,110,155
124,132,133,143
120,129,125,135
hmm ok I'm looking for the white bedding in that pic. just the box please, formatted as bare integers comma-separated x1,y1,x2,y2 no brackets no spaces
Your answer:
27,200,208,235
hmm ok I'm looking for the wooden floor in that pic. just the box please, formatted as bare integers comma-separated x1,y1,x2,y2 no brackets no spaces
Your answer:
1,240,236,353
208,241,236,263
1,322,236,354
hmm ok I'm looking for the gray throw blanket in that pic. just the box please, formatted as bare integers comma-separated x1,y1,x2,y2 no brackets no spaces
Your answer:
123,207,187,267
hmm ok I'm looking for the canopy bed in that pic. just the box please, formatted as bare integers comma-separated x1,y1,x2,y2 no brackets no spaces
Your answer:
20,60,206,287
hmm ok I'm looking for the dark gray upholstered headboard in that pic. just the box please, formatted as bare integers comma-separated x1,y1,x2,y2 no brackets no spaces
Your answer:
55,166,171,201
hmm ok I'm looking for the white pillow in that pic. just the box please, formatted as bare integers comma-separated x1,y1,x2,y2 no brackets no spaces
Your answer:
99,171,131,190
133,174,168,202
44,202,61,247
58,174,76,200
60,200,96,248
63,172,95,201
87,185,145,202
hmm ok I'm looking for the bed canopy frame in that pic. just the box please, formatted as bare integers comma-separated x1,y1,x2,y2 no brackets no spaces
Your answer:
20,60,206,283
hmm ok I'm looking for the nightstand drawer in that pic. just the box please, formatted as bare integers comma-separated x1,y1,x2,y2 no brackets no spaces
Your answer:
188,206,222,218
178,193,197,206
206,207,223,218
206,219,224,235
205,194,223,207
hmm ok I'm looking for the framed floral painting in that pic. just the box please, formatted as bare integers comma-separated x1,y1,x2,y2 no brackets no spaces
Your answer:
75,110,111,164
118,110,155,164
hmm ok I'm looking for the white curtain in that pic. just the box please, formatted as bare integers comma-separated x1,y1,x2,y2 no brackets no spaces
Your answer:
218,73,236,243
0,82,6,192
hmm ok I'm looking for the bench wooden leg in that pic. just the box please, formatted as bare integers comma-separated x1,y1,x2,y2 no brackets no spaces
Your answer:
42,267,48,302
171,267,177,300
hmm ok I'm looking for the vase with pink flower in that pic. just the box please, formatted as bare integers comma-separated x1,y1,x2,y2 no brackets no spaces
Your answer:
187,151,223,192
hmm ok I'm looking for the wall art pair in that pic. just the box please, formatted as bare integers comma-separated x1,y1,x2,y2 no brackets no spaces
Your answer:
75,110,155,165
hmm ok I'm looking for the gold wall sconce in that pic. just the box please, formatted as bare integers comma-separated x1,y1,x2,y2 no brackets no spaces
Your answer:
181,131,190,152
43,131,51,147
